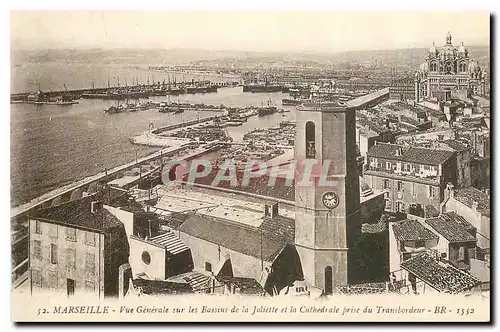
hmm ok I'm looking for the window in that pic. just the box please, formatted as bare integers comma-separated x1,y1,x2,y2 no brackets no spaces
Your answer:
33,240,42,260
48,224,58,238
85,280,95,292
32,268,42,287
205,262,212,272
384,192,390,199
66,248,76,269
397,181,403,191
397,201,405,213
305,121,315,159
142,251,151,265
409,203,418,216
415,240,425,248
65,228,76,242
85,253,96,274
50,244,58,264
411,183,417,196
383,179,390,189
458,247,466,261
385,199,391,210
324,266,333,295
386,161,392,170
424,165,430,171
34,220,42,235
428,186,435,198
85,232,96,246
403,163,411,172
48,270,58,289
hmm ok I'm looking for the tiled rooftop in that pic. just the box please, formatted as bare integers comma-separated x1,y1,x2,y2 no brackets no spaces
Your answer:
361,219,388,234
258,215,295,242
337,282,389,295
454,187,490,217
392,219,439,241
425,214,476,243
149,231,190,255
216,276,266,295
400,253,481,293
178,214,288,262
32,195,123,233
166,271,211,293
367,143,455,166
441,211,476,232
131,278,193,295
442,139,468,152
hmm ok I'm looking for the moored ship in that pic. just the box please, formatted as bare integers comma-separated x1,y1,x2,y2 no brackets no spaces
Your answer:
281,98,303,106
258,98,277,116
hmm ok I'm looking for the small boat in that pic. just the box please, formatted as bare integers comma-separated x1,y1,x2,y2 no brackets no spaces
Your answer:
226,121,243,127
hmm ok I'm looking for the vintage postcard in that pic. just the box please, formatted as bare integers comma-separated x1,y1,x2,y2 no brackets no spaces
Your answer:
10,11,490,322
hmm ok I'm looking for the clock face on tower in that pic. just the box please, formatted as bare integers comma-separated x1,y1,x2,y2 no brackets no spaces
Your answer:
322,191,339,209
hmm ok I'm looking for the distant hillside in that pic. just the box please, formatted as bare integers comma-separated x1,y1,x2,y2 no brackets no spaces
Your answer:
11,46,490,69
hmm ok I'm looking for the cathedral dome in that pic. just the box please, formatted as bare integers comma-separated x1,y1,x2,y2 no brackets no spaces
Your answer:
468,60,481,73
458,42,467,54
441,44,456,58
429,42,437,54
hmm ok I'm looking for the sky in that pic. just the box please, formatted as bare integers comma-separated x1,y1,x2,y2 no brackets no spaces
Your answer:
11,11,490,53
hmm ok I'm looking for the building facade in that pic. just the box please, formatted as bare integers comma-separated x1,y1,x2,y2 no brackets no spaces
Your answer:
389,77,415,102
28,197,129,298
414,32,486,102
364,143,456,218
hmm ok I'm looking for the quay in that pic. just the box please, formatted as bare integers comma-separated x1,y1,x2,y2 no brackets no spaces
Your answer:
10,80,240,103
10,141,222,219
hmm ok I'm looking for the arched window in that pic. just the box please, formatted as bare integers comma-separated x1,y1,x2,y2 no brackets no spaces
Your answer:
324,266,333,295
459,62,466,72
305,121,316,159
430,62,437,72
445,62,453,73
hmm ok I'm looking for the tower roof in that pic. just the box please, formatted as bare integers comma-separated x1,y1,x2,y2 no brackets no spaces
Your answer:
446,31,453,45
458,41,467,53
429,42,437,54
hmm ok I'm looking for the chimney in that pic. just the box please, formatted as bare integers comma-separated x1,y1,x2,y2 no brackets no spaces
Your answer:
446,183,455,198
91,201,103,213
472,201,479,213
264,202,279,219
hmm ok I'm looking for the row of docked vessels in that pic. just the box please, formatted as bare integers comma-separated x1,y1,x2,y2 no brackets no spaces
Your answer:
84,82,219,100
243,84,285,93
104,100,227,114
11,90,79,105
104,101,158,114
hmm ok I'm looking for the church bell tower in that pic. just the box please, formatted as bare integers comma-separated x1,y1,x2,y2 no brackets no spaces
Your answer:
294,103,361,293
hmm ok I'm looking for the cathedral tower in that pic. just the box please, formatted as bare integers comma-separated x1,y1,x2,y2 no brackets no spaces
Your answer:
294,103,361,294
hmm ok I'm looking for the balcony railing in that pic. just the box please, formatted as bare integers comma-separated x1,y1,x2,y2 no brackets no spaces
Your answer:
366,167,441,181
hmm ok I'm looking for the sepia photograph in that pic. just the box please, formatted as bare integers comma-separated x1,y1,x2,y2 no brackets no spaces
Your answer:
9,9,491,322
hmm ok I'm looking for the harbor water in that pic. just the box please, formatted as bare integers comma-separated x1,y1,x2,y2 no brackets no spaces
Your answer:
10,85,296,207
